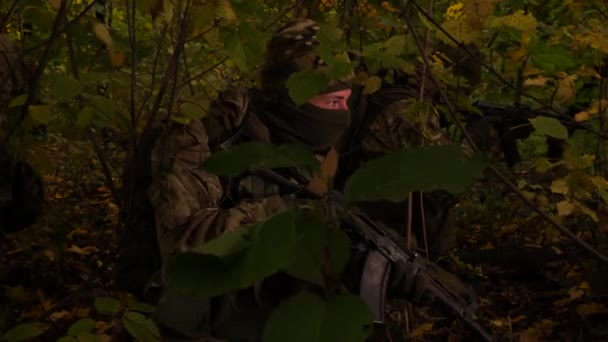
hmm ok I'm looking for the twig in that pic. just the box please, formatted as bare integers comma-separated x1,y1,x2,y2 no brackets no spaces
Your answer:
23,0,99,54
400,0,608,264
3,0,69,145
65,22,120,206
0,0,20,32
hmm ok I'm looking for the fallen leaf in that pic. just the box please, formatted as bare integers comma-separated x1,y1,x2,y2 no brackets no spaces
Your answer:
576,302,608,316
556,201,575,216
43,249,56,261
550,179,569,195
50,310,71,321
66,245,96,255
491,319,505,327
510,315,527,323
407,322,433,338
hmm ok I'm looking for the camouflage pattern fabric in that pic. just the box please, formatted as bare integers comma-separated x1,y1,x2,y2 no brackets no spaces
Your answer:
147,19,458,339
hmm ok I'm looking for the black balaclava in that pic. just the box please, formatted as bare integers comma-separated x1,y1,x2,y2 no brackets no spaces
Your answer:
255,19,353,152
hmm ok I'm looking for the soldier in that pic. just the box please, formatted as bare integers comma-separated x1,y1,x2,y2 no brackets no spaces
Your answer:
143,19,469,340
0,33,44,236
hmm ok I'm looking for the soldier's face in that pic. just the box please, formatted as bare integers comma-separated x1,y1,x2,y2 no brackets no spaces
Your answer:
307,88,352,110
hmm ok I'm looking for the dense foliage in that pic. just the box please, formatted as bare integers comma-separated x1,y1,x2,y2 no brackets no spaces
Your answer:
1,0,608,341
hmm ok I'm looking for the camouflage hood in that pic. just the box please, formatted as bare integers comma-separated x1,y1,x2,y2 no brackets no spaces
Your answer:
256,19,351,152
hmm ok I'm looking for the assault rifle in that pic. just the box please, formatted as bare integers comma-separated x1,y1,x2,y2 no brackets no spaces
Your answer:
462,101,587,166
249,167,497,342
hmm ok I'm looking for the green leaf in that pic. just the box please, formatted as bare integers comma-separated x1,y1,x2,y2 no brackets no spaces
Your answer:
529,117,569,140
1,322,47,342
126,301,157,314
344,145,486,203
166,210,299,298
326,225,351,277
94,297,121,315
86,95,115,120
320,293,374,342
262,292,373,342
363,76,382,95
75,332,100,342
122,312,160,342
263,292,325,342
282,211,327,285
286,69,330,105
57,337,78,342
28,105,53,124
8,94,28,107
221,22,266,72
329,61,354,80
282,210,352,285
529,43,574,72
76,106,95,128
50,78,84,99
203,142,319,177
67,318,96,336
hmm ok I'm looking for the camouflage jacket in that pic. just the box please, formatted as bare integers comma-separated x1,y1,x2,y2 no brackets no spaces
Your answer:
148,85,455,264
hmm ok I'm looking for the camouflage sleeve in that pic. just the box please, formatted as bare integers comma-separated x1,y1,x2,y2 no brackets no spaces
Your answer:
362,95,451,154
147,88,287,260
361,90,474,158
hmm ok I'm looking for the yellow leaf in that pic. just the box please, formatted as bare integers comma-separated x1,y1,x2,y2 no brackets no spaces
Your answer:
488,10,537,36
37,289,54,311
556,72,577,104
363,76,382,95
50,310,71,321
66,245,96,255
92,22,114,49
480,241,495,250
578,203,599,222
576,302,608,316
109,49,125,67
550,179,569,195
407,323,433,337
524,75,551,87
49,0,62,10
444,2,465,21
306,147,339,197
556,200,575,216
216,0,237,23
574,110,591,122
43,249,56,261
440,20,480,45
491,319,505,327
164,0,175,23
74,307,91,318
511,315,527,323
463,0,497,29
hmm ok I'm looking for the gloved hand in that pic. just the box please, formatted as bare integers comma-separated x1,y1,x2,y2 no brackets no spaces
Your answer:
388,260,477,309
388,260,428,303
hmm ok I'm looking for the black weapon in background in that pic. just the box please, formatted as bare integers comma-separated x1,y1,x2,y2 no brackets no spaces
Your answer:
462,101,588,167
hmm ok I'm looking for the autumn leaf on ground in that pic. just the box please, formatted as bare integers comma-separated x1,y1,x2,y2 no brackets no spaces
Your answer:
66,245,96,255
407,323,433,338
556,200,575,216
576,302,608,316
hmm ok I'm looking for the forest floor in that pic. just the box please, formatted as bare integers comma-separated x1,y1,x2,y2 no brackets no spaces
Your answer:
1,135,608,341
